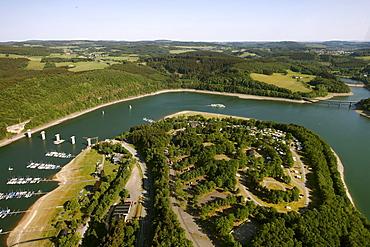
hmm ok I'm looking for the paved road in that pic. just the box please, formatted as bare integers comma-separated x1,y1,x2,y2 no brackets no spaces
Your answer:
290,149,309,207
237,178,263,207
238,148,311,210
125,164,142,221
169,166,215,247
122,142,153,247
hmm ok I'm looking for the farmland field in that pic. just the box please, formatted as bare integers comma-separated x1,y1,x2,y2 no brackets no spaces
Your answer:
250,70,314,92
354,56,370,61
99,55,140,61
68,61,109,72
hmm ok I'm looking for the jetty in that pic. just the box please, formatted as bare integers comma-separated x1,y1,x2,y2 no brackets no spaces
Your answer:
0,190,43,201
26,162,60,170
143,117,155,123
45,151,74,159
6,177,44,185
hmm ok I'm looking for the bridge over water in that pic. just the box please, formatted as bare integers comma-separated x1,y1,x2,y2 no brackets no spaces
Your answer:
303,98,358,107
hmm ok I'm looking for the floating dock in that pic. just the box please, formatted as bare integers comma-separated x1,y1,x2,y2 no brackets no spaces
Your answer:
143,117,155,123
0,190,42,201
45,151,74,158
7,177,44,185
26,162,60,170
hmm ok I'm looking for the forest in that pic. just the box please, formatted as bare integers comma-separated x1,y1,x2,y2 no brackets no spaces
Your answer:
357,97,370,111
0,41,369,142
50,141,139,247
123,115,370,246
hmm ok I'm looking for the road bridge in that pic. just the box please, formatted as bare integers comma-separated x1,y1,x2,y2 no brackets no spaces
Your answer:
303,97,358,107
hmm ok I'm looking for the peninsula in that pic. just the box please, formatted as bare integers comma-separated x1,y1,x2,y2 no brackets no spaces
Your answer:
7,111,366,246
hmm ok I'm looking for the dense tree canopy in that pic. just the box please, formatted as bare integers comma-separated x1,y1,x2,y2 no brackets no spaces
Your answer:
126,115,370,246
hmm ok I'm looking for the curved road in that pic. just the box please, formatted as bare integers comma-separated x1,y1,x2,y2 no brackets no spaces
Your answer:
237,148,310,210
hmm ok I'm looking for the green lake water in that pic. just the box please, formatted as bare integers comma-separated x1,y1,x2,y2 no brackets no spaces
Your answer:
0,86,369,245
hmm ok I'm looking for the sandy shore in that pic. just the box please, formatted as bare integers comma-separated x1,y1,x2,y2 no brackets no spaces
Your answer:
332,148,355,206
355,109,370,119
164,110,251,120
7,147,92,247
0,89,312,148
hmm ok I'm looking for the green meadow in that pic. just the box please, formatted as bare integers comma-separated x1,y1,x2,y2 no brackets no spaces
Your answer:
250,70,315,93
65,61,109,72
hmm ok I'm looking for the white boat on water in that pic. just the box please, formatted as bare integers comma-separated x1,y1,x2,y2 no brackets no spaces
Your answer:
210,104,225,108
8,167,13,171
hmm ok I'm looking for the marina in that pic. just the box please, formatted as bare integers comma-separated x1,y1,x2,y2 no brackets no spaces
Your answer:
6,177,44,185
45,151,74,159
0,88,369,245
0,190,42,201
0,209,10,219
26,162,60,170
143,117,155,123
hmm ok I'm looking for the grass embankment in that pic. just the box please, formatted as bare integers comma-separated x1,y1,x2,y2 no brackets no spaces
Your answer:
250,70,315,93
7,148,100,247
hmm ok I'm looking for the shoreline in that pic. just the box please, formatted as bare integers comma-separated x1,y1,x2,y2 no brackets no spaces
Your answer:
7,111,356,245
6,147,91,247
332,148,355,206
0,89,353,148
355,109,370,119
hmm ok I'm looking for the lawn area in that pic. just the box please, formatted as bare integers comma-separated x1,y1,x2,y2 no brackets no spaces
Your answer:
104,163,120,176
250,70,314,93
68,61,109,72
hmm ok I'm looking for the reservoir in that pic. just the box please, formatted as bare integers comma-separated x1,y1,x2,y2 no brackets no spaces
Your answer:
0,86,369,244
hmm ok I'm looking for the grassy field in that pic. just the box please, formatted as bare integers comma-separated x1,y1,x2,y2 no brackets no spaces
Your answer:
67,61,109,72
26,59,44,70
250,70,314,93
169,49,196,54
354,56,370,61
99,55,140,62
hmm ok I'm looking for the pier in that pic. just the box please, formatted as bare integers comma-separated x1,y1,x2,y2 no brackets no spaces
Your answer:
45,151,74,158
143,117,155,123
7,177,44,185
0,190,44,201
26,162,60,170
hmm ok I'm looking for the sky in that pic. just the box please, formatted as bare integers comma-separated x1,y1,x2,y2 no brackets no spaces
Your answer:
1,0,370,42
